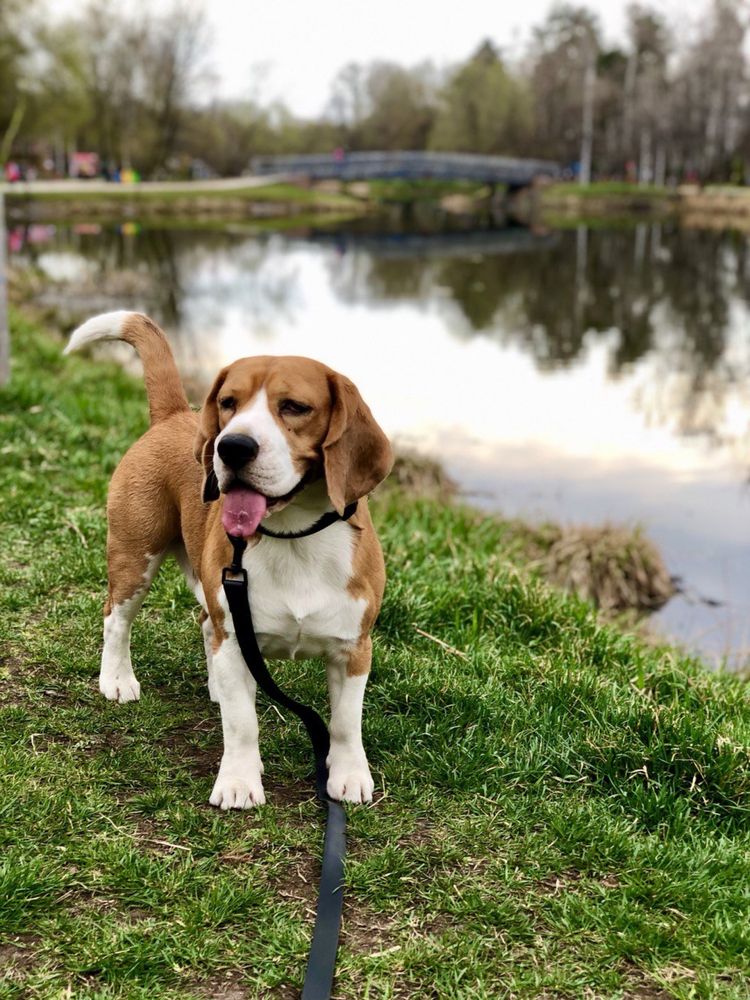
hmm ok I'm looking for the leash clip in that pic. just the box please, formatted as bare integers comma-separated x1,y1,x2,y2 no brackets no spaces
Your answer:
223,533,248,584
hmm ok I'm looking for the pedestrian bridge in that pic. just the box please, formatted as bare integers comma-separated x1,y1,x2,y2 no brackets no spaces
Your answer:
251,151,561,187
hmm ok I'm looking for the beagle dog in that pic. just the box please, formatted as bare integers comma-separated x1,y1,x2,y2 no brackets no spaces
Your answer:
65,312,393,808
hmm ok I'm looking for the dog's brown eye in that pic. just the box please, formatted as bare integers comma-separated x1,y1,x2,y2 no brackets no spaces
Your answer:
219,396,236,411
279,399,312,416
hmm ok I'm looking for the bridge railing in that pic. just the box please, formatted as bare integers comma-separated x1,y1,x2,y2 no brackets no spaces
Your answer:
250,151,561,185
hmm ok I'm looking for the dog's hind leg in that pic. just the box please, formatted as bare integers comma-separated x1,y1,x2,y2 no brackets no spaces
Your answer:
100,548,165,703
199,611,219,702
170,542,218,702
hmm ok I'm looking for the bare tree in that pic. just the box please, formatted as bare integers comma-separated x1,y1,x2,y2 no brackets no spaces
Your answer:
527,5,602,170
140,2,212,174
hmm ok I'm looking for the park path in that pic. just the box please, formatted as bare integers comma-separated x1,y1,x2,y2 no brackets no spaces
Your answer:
0,174,292,196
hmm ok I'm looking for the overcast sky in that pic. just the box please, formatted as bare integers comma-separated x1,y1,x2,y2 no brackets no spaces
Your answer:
209,0,628,116
208,0,700,116
52,0,691,118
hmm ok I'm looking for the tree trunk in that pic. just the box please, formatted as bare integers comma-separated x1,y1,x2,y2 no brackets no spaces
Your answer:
654,143,666,187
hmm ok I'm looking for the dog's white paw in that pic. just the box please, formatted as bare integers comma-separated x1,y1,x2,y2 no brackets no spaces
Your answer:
210,764,266,810
327,749,374,803
99,670,141,703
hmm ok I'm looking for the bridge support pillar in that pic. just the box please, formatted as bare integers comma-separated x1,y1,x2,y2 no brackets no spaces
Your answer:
505,182,536,223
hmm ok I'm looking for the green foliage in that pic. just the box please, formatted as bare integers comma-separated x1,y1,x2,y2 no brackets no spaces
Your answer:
3,2,750,184
0,0,28,148
364,178,489,203
544,181,670,197
429,41,532,155
328,60,439,152
1,311,750,997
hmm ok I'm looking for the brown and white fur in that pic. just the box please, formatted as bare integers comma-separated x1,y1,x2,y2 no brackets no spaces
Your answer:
65,311,393,808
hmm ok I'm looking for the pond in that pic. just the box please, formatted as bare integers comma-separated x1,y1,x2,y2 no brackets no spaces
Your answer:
9,216,750,669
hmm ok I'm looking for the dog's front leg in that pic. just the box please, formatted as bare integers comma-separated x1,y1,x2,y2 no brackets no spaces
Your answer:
326,638,374,803
209,635,266,809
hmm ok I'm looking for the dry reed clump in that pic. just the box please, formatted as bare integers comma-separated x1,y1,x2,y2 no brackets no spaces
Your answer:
536,523,675,614
386,451,458,502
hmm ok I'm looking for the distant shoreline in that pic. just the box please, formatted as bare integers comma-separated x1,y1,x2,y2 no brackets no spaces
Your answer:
537,181,750,229
0,178,369,223
7,176,750,230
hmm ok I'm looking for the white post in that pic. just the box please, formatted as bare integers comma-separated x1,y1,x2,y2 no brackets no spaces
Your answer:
0,191,8,385
579,56,595,186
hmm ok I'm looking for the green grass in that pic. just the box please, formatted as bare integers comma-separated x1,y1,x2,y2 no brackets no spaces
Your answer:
361,179,492,203
2,311,750,999
3,183,364,225
543,182,671,199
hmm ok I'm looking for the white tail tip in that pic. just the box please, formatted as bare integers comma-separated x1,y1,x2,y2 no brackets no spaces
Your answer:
64,310,137,355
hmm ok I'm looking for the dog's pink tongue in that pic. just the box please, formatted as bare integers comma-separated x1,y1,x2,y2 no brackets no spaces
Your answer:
222,487,267,538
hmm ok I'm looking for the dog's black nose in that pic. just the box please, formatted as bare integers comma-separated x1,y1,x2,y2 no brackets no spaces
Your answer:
217,433,259,470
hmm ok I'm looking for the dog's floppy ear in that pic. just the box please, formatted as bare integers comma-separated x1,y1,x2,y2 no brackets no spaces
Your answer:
193,366,228,503
323,372,393,515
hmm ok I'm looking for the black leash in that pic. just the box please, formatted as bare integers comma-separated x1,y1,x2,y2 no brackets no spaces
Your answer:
221,501,358,999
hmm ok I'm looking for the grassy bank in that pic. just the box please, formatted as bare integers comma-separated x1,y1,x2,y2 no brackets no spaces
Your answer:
3,182,366,223
539,181,750,230
539,182,675,223
2,312,750,999
13,177,750,229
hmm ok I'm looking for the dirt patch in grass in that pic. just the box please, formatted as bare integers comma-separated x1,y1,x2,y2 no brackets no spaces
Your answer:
268,781,319,812
624,976,675,999
536,868,622,897
0,655,32,704
271,852,400,956
0,935,41,975
397,816,438,849
192,974,250,999
342,900,398,956
273,851,318,907
626,990,673,1000
264,985,300,1000
191,970,301,1000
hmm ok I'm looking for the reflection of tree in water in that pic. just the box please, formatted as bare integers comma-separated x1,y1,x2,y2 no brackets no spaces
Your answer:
22,226,300,371
325,247,431,305
18,220,750,447
166,234,300,343
332,223,750,445
24,225,230,329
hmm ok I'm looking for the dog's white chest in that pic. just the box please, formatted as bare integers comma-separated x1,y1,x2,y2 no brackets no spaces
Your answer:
242,522,365,660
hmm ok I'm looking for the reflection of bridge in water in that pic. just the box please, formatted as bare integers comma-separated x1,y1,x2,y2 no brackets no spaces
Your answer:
301,226,562,260
252,151,561,188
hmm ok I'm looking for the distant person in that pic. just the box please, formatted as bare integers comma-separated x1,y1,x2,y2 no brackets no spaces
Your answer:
333,146,345,164
4,161,21,182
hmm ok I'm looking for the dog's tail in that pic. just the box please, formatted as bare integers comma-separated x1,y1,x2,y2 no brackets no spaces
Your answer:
65,311,190,426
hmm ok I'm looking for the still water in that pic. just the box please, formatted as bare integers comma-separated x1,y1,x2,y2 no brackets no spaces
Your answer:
10,219,750,667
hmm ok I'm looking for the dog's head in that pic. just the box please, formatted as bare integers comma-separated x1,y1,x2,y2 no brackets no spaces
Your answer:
193,356,392,529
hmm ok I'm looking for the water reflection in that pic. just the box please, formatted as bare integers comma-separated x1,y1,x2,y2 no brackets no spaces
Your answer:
10,218,750,667
316,223,750,453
